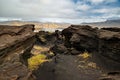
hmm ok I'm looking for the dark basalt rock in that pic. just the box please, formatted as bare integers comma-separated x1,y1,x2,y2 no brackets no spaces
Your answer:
96,29,120,71
99,29,120,63
101,27,120,32
0,24,36,80
50,44,68,55
61,25,120,70
35,54,103,80
62,25,98,52
99,72,120,80
36,31,57,46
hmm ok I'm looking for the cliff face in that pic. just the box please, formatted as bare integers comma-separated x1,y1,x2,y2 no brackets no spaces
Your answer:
0,24,36,80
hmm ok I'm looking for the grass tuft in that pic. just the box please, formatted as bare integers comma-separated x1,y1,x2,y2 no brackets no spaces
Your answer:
78,51,91,59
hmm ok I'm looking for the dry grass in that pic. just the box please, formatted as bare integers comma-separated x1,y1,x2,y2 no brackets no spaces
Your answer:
77,52,98,69
28,54,48,71
87,62,97,69
33,45,44,50
39,35,47,42
78,51,91,59
31,45,49,55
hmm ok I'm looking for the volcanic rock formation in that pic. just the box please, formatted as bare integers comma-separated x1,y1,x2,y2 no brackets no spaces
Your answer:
0,24,36,80
48,25,120,80
0,24,120,80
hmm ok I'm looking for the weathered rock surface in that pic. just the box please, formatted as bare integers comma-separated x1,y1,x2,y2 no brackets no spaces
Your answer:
47,25,120,80
50,44,68,54
33,54,106,80
0,25,36,80
1,24,119,80
61,25,120,63
36,30,65,55
62,25,98,52
36,31,57,46
97,28,120,71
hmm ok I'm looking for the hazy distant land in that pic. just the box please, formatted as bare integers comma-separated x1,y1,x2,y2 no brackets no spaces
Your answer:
0,19,120,32
82,19,120,28
0,20,70,32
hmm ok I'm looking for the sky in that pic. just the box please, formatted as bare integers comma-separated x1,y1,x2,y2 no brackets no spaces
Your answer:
0,0,120,24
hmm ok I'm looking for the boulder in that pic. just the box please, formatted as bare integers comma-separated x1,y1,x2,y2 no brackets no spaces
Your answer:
50,44,68,55
62,25,98,52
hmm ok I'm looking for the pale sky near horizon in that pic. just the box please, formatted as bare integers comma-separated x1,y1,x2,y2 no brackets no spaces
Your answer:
0,0,120,23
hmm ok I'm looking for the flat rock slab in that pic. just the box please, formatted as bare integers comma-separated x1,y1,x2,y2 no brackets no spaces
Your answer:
35,54,106,80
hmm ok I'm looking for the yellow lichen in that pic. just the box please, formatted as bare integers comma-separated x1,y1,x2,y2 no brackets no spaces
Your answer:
28,54,48,71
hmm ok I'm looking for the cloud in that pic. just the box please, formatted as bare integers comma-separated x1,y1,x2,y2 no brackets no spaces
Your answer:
87,0,117,4
76,1,91,11
40,18,106,24
0,0,78,18
0,16,107,24
91,7,120,18
88,0,105,4
0,0,120,23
